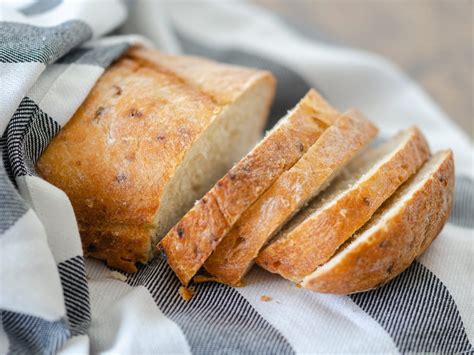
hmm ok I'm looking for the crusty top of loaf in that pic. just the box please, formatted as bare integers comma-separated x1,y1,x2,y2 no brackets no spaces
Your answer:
37,47,274,233
128,48,267,106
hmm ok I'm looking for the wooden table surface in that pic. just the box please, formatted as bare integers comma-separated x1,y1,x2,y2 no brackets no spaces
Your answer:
254,0,473,139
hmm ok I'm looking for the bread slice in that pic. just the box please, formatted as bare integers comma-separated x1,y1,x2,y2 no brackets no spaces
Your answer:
203,110,379,285
302,150,454,294
37,47,276,272
158,90,340,285
256,126,430,281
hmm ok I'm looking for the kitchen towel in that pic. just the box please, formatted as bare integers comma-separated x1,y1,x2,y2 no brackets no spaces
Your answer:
1,1,473,354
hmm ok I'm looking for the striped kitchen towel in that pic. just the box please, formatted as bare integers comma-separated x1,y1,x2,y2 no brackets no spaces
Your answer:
1,1,473,354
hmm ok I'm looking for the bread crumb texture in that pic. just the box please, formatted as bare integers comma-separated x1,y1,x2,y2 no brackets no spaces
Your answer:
179,286,194,301
260,295,272,302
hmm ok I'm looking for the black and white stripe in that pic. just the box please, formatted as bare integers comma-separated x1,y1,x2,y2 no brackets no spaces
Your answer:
127,256,294,355
0,161,28,234
450,176,474,228
2,97,60,180
351,261,473,353
57,256,91,337
1,0,473,352
1,311,69,355
1,1,136,353
0,22,92,64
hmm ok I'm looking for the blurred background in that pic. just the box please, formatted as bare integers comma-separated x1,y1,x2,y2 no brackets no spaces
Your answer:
254,0,473,139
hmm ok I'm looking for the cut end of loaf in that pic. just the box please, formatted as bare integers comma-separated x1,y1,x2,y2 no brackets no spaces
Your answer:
302,150,454,294
152,72,276,246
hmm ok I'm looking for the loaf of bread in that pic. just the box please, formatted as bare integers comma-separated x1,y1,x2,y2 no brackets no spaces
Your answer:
38,48,454,295
158,89,340,285
203,110,378,285
37,47,276,272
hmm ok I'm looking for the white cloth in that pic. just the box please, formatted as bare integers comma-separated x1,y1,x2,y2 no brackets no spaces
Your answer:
1,1,472,354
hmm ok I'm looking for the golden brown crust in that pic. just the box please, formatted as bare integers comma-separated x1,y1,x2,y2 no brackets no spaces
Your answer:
178,286,194,301
81,225,152,273
127,47,270,106
257,127,430,281
158,193,229,284
37,47,274,272
204,110,378,285
302,150,454,294
212,90,339,224
158,89,340,285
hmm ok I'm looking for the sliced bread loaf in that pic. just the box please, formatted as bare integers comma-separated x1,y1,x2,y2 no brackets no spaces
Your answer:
158,89,340,285
37,47,276,272
203,110,378,285
302,150,454,294
256,126,430,281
